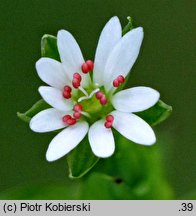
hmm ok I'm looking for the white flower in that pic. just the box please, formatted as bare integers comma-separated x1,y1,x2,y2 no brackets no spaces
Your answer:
30,16,160,161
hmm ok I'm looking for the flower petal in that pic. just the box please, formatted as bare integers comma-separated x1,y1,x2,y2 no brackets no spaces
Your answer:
57,30,91,87
93,16,122,86
104,27,144,91
46,121,89,161
112,87,160,112
112,111,156,145
39,86,73,111
36,57,69,90
88,120,115,158
30,108,67,133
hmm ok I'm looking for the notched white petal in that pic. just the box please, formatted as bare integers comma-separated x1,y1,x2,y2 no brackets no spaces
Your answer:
57,30,91,87
93,16,122,86
30,108,67,133
46,121,89,161
39,86,73,111
104,27,144,92
36,57,68,90
88,120,115,158
112,87,160,112
112,111,156,145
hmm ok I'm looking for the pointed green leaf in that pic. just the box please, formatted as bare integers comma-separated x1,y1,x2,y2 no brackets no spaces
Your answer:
66,136,99,179
41,34,60,61
136,100,172,126
17,99,50,123
122,16,134,36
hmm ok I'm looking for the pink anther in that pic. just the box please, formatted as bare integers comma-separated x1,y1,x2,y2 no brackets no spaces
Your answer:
95,91,104,99
73,111,81,119
66,118,77,125
117,75,125,83
106,115,114,123
73,104,83,112
62,115,72,123
73,72,82,81
104,121,112,128
100,95,108,105
86,60,94,71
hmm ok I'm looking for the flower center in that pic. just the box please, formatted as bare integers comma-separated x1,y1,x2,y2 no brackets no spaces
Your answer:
61,60,124,128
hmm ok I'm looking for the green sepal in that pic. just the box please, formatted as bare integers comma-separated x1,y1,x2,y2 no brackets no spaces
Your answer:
66,135,99,179
136,100,172,126
41,34,60,61
17,99,50,123
122,16,134,36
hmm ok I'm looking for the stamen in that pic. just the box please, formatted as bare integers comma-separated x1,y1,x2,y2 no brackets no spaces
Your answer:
100,95,108,105
106,115,114,122
95,91,108,105
78,96,88,102
73,111,81,119
64,85,72,92
104,121,112,128
86,60,94,71
72,72,82,89
62,115,72,123
63,85,72,99
81,60,94,73
117,75,125,83
78,86,88,96
73,72,82,81
104,114,114,128
96,91,104,99
73,104,83,112
113,75,125,87
63,115,77,125
66,118,77,125
81,111,91,119
113,79,119,87
81,63,89,74
89,88,100,98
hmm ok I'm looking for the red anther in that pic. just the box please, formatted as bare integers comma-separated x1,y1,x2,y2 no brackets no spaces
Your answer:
73,72,82,81
72,78,80,88
117,75,125,83
106,115,114,123
66,118,77,125
73,104,83,112
64,85,72,92
81,63,89,74
62,115,72,123
104,121,112,128
73,111,81,119
86,60,94,71
100,96,108,105
63,91,71,99
113,79,119,87
95,91,104,99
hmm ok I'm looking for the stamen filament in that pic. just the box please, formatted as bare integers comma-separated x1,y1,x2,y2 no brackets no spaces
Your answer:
88,88,100,98
81,111,91,119
78,86,88,96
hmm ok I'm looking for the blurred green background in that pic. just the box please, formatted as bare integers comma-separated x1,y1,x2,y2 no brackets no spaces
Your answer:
0,0,195,199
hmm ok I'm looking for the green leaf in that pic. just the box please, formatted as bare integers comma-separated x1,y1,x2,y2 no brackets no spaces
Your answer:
66,136,99,179
41,34,60,61
79,172,135,199
0,181,81,199
17,99,50,123
122,16,134,36
93,131,174,199
136,100,172,126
